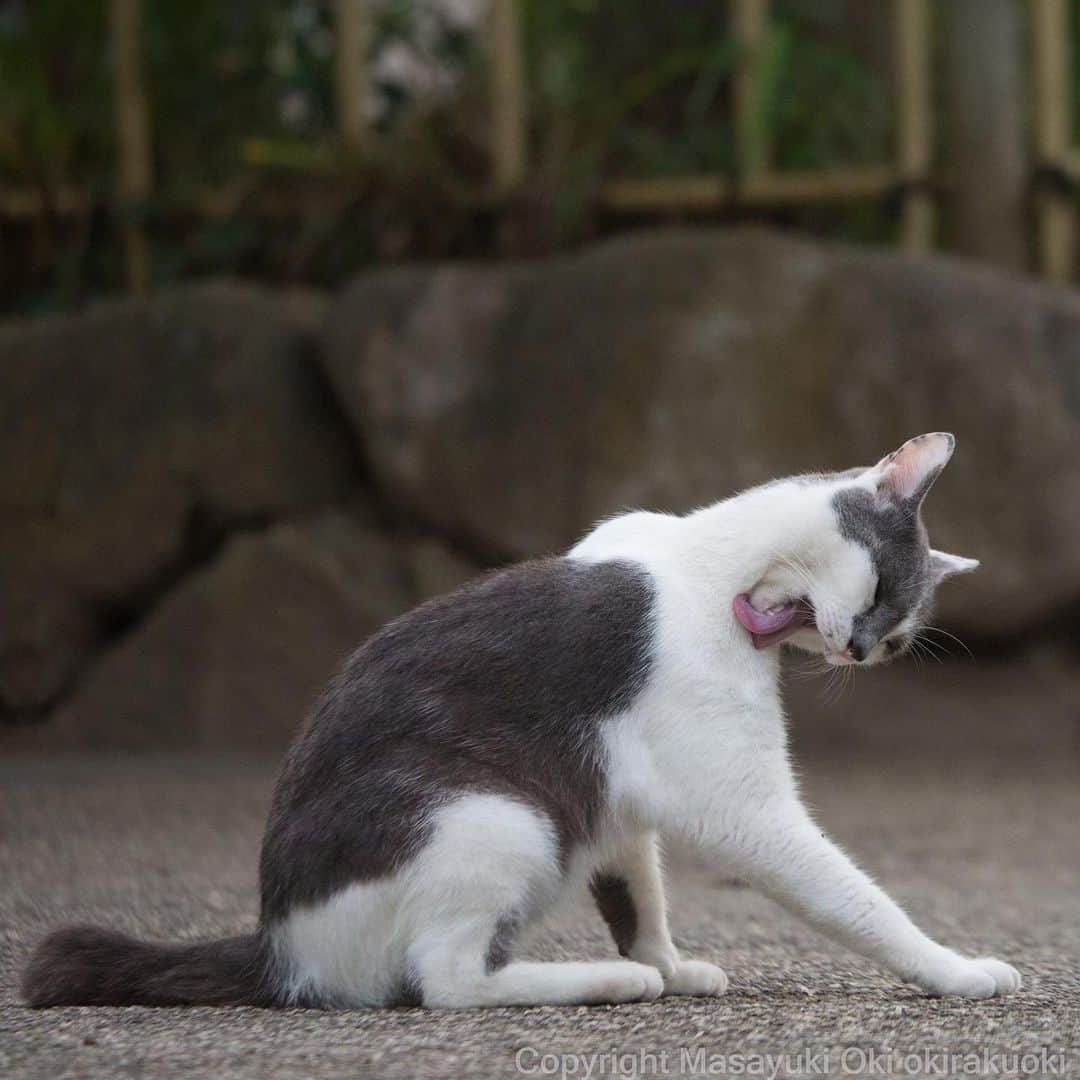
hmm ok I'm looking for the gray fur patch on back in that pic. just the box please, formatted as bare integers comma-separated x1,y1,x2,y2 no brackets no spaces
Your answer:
259,557,656,923
832,488,933,653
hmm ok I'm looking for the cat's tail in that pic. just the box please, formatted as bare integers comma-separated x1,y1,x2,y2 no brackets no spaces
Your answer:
21,924,280,1007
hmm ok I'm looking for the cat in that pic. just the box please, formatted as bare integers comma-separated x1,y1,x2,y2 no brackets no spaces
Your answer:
22,431,1021,1009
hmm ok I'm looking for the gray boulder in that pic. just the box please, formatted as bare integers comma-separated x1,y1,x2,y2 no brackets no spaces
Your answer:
0,283,354,713
324,229,1080,638
42,513,414,749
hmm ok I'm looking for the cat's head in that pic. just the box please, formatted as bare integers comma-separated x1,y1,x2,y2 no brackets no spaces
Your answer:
734,433,978,665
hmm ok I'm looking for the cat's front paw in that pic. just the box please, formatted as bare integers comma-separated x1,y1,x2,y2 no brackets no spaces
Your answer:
917,955,1021,999
629,941,680,978
660,959,729,997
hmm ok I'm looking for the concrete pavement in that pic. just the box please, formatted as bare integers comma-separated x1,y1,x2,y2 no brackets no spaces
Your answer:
1,753,1077,1078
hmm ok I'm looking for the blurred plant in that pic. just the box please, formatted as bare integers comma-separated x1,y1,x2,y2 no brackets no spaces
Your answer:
521,0,890,239
0,1,111,192
760,18,891,171
1,0,895,312
522,0,734,234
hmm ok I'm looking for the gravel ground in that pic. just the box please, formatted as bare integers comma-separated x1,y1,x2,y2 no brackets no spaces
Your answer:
1,753,1077,1079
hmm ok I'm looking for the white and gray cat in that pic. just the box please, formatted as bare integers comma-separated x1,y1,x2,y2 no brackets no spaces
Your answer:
23,432,1020,1009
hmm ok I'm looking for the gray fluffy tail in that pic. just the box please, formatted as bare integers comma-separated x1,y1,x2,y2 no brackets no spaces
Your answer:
21,925,277,1008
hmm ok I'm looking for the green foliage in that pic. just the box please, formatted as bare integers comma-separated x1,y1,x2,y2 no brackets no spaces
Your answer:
1,0,895,312
760,20,891,171
0,2,111,190
521,0,891,239
521,0,735,232
145,3,283,195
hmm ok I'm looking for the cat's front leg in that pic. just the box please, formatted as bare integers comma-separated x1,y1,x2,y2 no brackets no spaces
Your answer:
718,801,1020,999
591,831,728,997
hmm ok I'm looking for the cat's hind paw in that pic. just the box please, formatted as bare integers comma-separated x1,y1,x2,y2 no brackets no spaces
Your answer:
595,961,665,1003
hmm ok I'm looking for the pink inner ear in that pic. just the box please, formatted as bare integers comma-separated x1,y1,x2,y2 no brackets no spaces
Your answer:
875,433,954,502
880,456,924,502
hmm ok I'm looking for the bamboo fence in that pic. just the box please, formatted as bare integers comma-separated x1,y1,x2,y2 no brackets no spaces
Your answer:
1032,0,1075,280
109,0,153,294
333,0,372,159
7,0,1079,288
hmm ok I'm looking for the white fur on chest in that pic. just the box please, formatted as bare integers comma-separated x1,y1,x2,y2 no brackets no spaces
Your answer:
571,511,797,845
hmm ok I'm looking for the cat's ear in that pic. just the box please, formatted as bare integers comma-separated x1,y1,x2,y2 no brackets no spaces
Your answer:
871,432,955,506
929,549,979,581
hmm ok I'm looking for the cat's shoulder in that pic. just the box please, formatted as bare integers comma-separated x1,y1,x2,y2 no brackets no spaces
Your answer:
570,510,680,564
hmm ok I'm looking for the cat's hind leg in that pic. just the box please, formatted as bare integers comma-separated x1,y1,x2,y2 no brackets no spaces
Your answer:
406,794,663,1008
592,831,728,997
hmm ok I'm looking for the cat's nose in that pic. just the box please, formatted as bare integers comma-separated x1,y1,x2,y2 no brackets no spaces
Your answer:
844,639,865,662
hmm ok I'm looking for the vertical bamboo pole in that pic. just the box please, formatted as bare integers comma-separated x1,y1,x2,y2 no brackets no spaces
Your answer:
334,0,371,158
109,0,152,294
730,0,770,181
489,0,527,194
1032,0,1074,282
893,0,933,252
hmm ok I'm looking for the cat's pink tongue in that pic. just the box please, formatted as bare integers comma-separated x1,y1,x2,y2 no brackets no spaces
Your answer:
732,593,805,649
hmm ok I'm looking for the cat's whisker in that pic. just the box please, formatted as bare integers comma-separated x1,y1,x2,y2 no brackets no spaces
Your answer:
911,635,945,665
819,661,854,705
921,624,975,660
789,660,832,684
915,631,950,659
770,551,816,598
920,635,946,660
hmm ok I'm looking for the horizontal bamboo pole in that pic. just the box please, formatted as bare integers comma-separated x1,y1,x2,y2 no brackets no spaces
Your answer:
598,167,899,213
1,166,913,222
743,167,899,204
600,175,729,213
0,188,91,217
0,186,355,221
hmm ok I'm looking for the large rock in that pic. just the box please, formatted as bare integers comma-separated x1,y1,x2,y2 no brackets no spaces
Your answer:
38,513,416,749
0,283,354,714
324,229,1080,638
